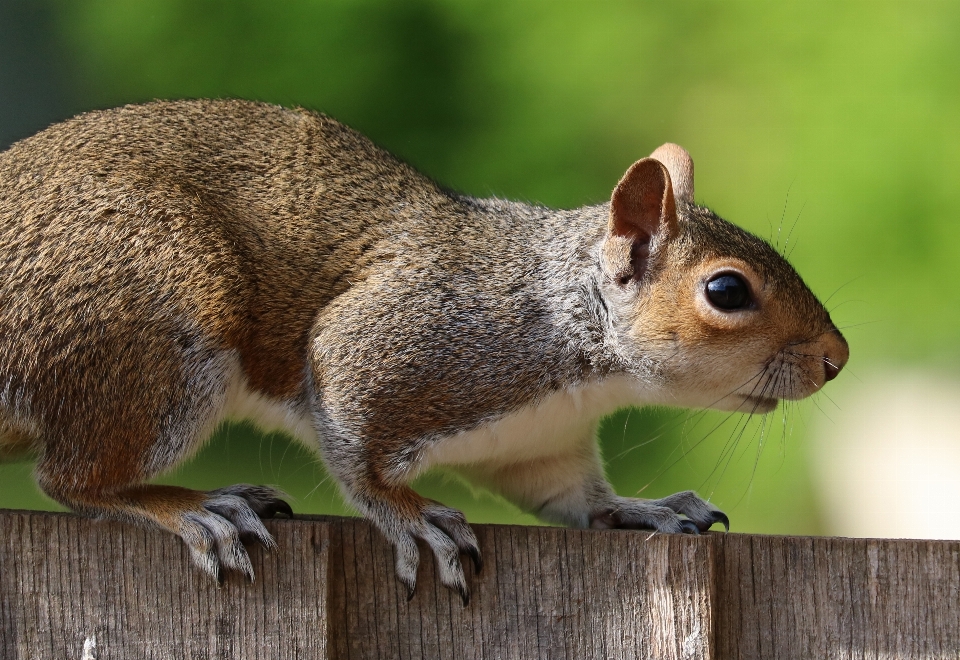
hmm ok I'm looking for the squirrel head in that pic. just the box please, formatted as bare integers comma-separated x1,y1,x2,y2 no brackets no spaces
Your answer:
599,144,848,413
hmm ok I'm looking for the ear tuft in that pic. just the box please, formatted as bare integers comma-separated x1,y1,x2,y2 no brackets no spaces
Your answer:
604,158,678,284
649,143,694,203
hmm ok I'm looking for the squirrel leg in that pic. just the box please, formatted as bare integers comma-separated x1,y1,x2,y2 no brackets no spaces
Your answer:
37,467,292,582
308,332,481,601
33,372,293,584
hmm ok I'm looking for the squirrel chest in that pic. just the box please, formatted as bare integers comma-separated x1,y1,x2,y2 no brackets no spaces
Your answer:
420,375,650,470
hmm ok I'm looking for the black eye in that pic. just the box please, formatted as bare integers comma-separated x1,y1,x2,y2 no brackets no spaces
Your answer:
705,273,750,310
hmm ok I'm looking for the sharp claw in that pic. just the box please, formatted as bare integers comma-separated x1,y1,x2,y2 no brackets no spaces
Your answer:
272,500,294,518
458,586,470,607
715,511,730,532
694,510,730,533
405,583,416,602
467,546,483,575
679,519,700,535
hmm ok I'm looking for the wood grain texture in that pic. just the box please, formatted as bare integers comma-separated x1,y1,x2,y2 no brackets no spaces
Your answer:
1,510,329,659
326,520,712,659
3,510,960,659
713,534,960,660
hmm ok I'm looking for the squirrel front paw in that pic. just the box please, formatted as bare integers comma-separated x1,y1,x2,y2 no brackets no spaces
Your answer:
365,493,481,605
178,484,293,583
589,490,728,534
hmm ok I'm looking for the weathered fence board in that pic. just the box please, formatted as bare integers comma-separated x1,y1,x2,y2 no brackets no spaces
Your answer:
1,511,330,659
1,510,958,659
325,519,712,660
714,534,960,659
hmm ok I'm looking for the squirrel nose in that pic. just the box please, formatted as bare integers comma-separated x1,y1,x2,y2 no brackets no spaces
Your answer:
823,358,841,382
821,328,849,383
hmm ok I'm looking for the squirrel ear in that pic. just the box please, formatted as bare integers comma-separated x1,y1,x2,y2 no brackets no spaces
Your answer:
649,142,694,203
603,157,678,284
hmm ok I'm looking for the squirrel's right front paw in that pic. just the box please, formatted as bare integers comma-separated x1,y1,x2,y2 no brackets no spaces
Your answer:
178,484,293,583
386,501,482,606
589,491,728,534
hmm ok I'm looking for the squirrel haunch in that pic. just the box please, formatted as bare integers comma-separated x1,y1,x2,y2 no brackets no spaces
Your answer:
0,100,848,601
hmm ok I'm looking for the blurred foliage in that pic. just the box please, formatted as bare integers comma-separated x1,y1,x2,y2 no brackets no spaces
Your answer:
1,1,959,535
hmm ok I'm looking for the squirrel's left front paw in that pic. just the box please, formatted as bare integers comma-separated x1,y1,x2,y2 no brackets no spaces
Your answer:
589,490,728,534
384,500,482,606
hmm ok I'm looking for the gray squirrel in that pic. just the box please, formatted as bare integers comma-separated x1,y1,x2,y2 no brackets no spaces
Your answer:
0,99,847,603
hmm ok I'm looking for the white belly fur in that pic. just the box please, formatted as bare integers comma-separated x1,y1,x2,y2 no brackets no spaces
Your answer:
218,372,315,445
186,353,315,455
420,375,653,471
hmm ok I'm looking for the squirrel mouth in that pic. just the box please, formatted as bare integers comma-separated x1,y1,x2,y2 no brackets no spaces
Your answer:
741,395,779,413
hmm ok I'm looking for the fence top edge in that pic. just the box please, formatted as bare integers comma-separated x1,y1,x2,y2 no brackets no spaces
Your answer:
2,508,958,549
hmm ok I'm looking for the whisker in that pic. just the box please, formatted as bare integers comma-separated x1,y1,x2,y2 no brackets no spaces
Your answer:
610,407,711,461
841,365,863,383
276,431,296,477
302,469,336,502
636,406,744,495
785,201,806,260
808,392,834,424
780,395,792,456
699,370,773,496
822,357,840,370
827,299,866,314
776,185,790,253
822,275,866,306
730,406,773,509
806,372,841,410
705,379,772,498
614,368,769,462
834,320,881,331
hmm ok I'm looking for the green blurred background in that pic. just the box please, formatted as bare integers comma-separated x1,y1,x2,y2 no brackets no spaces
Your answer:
1,0,957,535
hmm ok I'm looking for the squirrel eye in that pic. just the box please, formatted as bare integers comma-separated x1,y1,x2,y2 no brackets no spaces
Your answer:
705,273,750,311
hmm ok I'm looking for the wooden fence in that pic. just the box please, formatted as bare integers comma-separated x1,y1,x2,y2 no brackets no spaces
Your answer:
2,509,958,659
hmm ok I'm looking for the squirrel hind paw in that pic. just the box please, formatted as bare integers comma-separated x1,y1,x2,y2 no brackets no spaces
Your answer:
207,484,294,521
180,508,259,582
180,485,292,583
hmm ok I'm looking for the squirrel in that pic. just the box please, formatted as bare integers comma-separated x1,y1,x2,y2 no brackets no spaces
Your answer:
0,99,847,604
